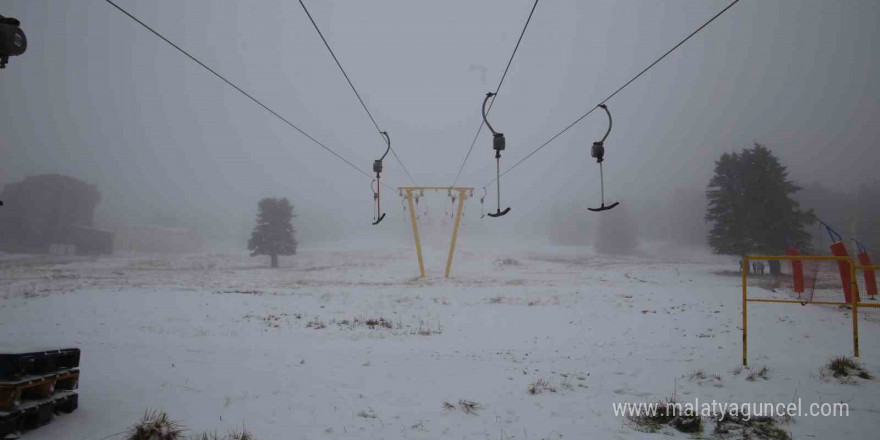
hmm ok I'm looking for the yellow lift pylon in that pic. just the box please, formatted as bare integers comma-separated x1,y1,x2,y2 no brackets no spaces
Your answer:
400,187,473,279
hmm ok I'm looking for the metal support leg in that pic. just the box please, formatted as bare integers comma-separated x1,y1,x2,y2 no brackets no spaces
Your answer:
852,262,860,357
406,189,426,279
742,257,748,366
445,189,466,279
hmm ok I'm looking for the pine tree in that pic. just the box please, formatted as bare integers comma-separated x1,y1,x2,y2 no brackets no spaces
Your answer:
248,197,297,268
705,143,815,274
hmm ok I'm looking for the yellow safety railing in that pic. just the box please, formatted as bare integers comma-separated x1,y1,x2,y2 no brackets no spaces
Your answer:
741,255,880,366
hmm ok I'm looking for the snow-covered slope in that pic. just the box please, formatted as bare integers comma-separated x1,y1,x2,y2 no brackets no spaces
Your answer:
1,247,877,439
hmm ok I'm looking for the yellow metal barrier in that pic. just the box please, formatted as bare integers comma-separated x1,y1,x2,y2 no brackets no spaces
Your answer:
741,255,880,366
400,187,473,279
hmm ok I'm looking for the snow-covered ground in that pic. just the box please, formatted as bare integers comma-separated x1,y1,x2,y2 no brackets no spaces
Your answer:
2,244,879,439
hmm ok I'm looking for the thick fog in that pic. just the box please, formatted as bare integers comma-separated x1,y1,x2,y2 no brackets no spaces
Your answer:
2,0,878,251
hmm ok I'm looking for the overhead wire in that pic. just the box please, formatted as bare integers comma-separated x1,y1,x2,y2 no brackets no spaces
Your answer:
103,0,394,190
451,0,540,187
483,0,741,188
298,0,419,187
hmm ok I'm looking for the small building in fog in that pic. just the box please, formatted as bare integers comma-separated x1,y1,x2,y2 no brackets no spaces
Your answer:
0,174,114,255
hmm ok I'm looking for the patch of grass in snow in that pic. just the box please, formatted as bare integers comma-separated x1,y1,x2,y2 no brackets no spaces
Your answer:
745,366,770,382
495,257,520,266
334,316,394,330
329,315,441,335
413,319,442,335
356,408,384,426
226,433,256,440
192,428,258,440
217,289,263,295
443,399,482,415
713,412,791,440
625,396,702,434
528,378,557,395
364,317,393,329
685,369,723,387
487,296,561,306
305,316,326,329
242,313,290,329
126,410,185,440
356,408,377,418
820,357,873,383
457,399,481,415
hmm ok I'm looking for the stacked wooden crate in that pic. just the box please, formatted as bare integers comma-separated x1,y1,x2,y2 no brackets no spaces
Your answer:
0,348,80,437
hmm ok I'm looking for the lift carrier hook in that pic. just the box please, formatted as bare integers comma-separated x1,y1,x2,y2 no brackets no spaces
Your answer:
588,104,620,212
482,92,510,218
371,131,391,225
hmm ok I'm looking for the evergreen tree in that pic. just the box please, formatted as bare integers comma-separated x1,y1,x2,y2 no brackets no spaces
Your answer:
705,143,815,274
248,197,297,268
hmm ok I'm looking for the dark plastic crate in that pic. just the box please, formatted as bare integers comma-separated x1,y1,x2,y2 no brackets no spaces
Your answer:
0,348,80,379
21,401,53,430
0,391,77,437
0,412,21,437
55,392,78,413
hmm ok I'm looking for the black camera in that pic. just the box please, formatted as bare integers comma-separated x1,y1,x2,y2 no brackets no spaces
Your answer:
0,15,27,68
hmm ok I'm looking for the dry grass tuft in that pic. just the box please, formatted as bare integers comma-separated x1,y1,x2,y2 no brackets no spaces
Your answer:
364,317,393,329
689,370,706,380
126,410,185,440
820,357,873,383
192,428,258,440
356,408,379,419
457,399,481,415
225,428,256,440
528,378,557,395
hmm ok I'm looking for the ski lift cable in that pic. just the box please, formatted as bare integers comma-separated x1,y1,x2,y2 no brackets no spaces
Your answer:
298,0,419,188
482,0,741,188
103,0,395,191
451,0,540,187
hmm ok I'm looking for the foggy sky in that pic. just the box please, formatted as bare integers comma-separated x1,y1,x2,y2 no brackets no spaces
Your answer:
2,0,878,248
